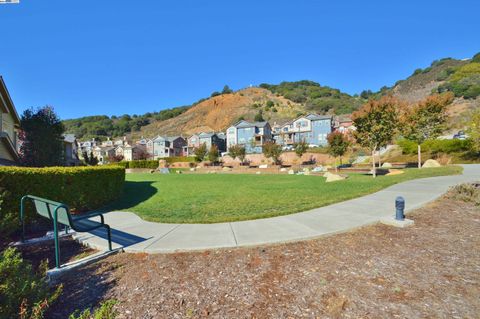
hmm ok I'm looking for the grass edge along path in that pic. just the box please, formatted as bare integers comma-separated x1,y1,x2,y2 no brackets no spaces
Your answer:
108,166,463,224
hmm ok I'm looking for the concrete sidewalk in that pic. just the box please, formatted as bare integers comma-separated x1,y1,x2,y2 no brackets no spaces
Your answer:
74,164,480,253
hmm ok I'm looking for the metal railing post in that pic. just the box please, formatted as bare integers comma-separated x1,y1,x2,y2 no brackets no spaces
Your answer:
53,206,62,269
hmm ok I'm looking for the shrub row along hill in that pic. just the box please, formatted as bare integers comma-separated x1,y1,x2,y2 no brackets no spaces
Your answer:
259,80,363,115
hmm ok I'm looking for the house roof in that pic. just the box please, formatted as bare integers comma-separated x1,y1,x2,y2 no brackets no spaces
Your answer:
303,114,332,121
63,133,76,144
199,132,215,138
166,136,184,142
234,120,269,129
0,76,21,127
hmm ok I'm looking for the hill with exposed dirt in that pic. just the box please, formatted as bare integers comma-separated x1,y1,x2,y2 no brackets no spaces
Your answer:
132,87,306,137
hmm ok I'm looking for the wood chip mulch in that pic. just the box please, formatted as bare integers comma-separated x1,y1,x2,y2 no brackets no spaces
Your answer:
48,195,480,318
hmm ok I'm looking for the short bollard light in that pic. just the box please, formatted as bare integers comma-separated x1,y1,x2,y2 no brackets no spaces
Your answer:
395,196,405,221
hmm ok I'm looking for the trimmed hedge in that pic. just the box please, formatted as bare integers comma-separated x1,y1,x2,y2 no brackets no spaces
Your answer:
165,156,195,164
0,166,125,236
398,138,473,154
117,158,195,169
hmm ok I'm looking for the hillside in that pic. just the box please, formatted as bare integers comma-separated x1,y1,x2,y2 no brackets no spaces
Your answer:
388,54,480,129
133,87,306,138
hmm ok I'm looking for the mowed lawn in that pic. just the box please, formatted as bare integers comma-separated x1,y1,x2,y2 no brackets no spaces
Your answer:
108,166,462,223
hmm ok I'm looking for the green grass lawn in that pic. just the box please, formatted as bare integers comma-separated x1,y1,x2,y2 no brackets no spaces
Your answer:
107,166,462,223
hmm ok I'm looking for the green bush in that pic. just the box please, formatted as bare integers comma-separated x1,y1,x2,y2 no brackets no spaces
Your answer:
398,138,473,155
0,166,125,236
127,160,159,169
69,300,118,319
0,247,62,319
165,156,195,164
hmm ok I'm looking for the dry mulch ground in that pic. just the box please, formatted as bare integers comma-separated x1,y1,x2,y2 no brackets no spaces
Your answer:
47,194,480,319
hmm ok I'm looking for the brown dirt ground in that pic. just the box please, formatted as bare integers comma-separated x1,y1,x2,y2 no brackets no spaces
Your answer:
46,194,480,319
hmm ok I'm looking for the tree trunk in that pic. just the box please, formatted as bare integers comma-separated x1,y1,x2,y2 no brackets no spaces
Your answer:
335,157,338,172
418,144,422,169
378,149,382,168
372,149,376,178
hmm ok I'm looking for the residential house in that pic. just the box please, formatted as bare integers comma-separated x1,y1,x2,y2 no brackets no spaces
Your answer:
92,146,115,164
63,134,80,166
152,136,186,159
101,137,114,148
183,133,200,156
334,116,356,136
226,120,272,154
198,132,226,152
0,76,20,166
273,114,333,147
79,138,98,154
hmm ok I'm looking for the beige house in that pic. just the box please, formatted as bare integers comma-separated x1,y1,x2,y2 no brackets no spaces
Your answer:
0,76,21,166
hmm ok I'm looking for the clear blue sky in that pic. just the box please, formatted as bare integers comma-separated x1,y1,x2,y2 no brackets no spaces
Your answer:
0,0,478,120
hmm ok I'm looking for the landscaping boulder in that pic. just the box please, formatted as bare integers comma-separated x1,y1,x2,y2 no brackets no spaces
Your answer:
386,169,405,176
382,162,393,168
312,166,326,173
259,164,268,169
190,167,196,172
422,159,441,168
280,167,287,172
256,171,261,175
303,168,311,176
288,169,295,175
324,172,346,182
222,167,232,172
159,168,170,174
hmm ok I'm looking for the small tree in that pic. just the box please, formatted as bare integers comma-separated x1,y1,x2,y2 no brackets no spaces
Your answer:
19,106,65,167
207,144,219,164
467,109,480,154
293,139,308,159
402,92,454,168
222,85,233,94
254,110,265,122
352,96,400,178
262,141,282,165
327,131,350,172
228,144,247,165
194,143,208,162
82,151,99,166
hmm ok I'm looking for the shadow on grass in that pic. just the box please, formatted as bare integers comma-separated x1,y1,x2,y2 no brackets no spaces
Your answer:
102,181,157,212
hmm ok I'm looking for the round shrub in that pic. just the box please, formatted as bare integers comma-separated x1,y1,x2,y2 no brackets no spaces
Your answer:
0,166,125,236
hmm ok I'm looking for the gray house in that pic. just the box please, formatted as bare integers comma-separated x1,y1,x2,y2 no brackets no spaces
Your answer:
226,120,272,154
198,132,227,152
152,136,186,159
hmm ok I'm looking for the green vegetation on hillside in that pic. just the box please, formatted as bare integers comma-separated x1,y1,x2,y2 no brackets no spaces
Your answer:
437,60,480,99
259,80,362,114
63,105,190,140
108,167,461,223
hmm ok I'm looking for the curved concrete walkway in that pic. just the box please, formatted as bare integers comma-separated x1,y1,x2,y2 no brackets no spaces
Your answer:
74,165,480,253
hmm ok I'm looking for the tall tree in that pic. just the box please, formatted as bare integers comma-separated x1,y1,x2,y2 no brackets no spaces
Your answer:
262,142,282,165
327,131,350,172
19,106,65,167
401,92,454,168
352,96,400,178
